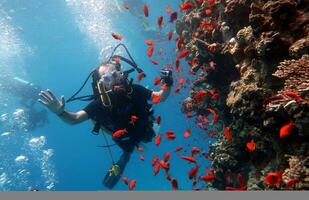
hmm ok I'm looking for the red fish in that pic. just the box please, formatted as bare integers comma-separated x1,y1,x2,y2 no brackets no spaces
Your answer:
167,31,173,40
175,146,183,152
166,174,172,181
176,36,182,50
246,139,256,152
152,94,161,104
137,72,145,81
208,0,215,6
166,6,171,14
164,152,171,162
192,180,197,186
154,77,161,85
139,156,145,161
156,115,161,125
122,4,129,9
157,16,163,29
284,91,304,103
147,46,154,57
143,4,149,17
178,49,189,59
121,176,129,185
180,3,193,11
196,0,204,3
285,179,299,189
189,166,199,179
150,60,159,65
209,131,216,137
224,127,232,142
169,12,178,23
112,129,127,139
237,173,245,187
279,122,295,139
166,134,176,140
129,115,138,125
188,71,196,75
186,113,193,118
175,59,180,72
174,88,180,93
152,156,159,166
264,172,282,186
180,156,196,163
178,77,185,85
206,168,214,177
184,128,190,138
191,147,200,155
200,20,210,31
159,160,169,170
207,108,218,123
137,147,143,152
205,9,212,16
145,39,153,46
171,179,178,190
200,175,215,182
111,33,123,40
154,164,161,176
129,179,136,190
194,90,207,102
155,134,162,146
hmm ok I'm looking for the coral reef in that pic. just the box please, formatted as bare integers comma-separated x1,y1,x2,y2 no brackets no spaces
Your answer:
176,0,309,190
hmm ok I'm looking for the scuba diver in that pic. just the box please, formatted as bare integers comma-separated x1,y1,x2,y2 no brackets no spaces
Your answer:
37,44,173,189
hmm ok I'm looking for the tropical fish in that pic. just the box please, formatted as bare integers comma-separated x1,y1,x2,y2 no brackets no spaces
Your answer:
143,4,149,17
121,176,129,185
139,156,145,161
157,16,163,29
174,88,180,93
178,77,185,85
264,172,282,186
207,108,218,123
246,139,256,152
167,31,173,40
165,130,176,140
154,77,161,86
188,71,196,75
186,113,193,118
147,46,154,57
145,39,153,46
284,91,304,103
129,115,138,125
263,94,284,108
279,122,295,139
129,180,136,190
152,156,159,166
152,94,161,104
169,12,178,23
150,60,159,65
200,20,210,31
164,152,171,162
112,129,127,139
176,36,182,50
191,147,200,155
178,49,189,59
184,128,190,138
180,3,193,11
137,147,143,152
137,72,145,81
180,156,196,163
194,90,207,102
200,175,215,182
208,0,215,7
285,179,299,189
122,4,129,9
155,134,162,146
192,180,197,186
175,146,183,152
206,168,214,176
111,33,123,40
175,59,180,72
166,174,172,181
156,115,161,125
171,179,178,190
237,173,246,187
166,6,171,14
189,166,199,179
209,131,216,137
205,9,212,16
154,164,161,176
224,127,232,142
159,160,169,170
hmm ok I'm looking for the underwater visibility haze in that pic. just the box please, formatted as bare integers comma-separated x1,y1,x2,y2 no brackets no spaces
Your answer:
0,0,308,191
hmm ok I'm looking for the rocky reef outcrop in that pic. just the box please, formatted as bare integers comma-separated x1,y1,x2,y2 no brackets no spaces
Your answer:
177,0,309,190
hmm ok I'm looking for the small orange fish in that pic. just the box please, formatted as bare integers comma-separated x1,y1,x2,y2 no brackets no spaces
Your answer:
169,12,178,23
157,16,163,29
159,160,169,170
246,139,256,152
191,147,200,155
186,113,193,118
152,94,161,104
180,156,196,163
224,127,232,142
129,115,138,125
174,88,180,93
165,131,176,140
167,31,173,40
284,91,304,103
200,175,215,182
122,4,129,9
145,39,153,46
264,172,282,186
137,72,145,81
194,90,207,102
143,4,149,17
166,6,171,14
154,164,161,176
175,59,180,72
166,174,172,181
121,176,129,185
150,60,159,65
285,179,299,189
205,9,212,16
176,36,182,50
209,131,216,137
171,179,178,190
137,147,143,152
152,156,159,166
112,129,127,139
139,155,145,161
156,115,161,125
180,3,193,11
147,46,154,57
189,166,199,179
164,152,171,162
174,146,183,152
208,0,215,7
154,134,162,146
178,77,185,85
154,77,161,85
279,122,295,139
178,49,189,59
184,128,191,138
129,179,136,190
111,33,123,40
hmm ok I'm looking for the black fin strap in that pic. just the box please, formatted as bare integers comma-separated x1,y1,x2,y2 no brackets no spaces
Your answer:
92,122,101,135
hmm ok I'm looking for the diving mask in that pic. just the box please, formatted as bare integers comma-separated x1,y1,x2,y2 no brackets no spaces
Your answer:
99,70,124,91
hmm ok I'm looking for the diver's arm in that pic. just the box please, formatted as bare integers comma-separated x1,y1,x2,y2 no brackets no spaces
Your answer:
151,69,173,102
152,86,171,102
57,110,88,125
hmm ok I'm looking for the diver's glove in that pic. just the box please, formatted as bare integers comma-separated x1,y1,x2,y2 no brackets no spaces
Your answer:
160,69,173,87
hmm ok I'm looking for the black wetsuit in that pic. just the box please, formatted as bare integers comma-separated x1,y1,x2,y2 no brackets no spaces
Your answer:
83,84,155,153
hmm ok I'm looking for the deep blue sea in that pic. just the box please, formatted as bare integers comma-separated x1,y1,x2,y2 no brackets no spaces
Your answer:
0,0,213,191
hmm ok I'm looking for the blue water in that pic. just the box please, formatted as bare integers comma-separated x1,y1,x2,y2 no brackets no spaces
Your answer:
0,0,213,191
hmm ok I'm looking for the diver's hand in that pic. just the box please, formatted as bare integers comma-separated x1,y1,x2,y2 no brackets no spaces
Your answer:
38,89,65,116
160,69,173,87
